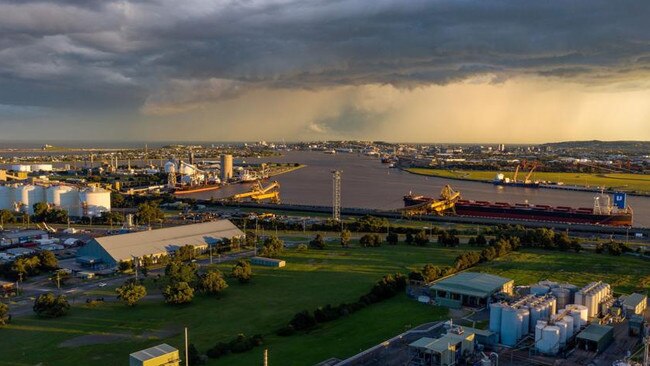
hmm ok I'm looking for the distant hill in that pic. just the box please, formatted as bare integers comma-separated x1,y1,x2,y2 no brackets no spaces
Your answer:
541,140,650,154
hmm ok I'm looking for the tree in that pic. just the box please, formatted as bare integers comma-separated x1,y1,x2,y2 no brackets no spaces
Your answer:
163,281,195,304
231,260,252,283
32,202,50,221
386,232,399,245
340,230,351,247
260,236,284,258
414,231,429,246
0,302,10,325
38,251,58,271
176,245,196,262
116,281,147,306
136,201,165,226
359,234,381,247
165,261,199,285
33,293,70,318
0,209,15,225
309,234,326,249
118,260,133,272
245,231,257,248
199,270,228,295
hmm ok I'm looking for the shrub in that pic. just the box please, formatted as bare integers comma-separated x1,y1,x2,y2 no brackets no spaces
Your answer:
33,293,70,318
231,260,252,283
289,310,317,331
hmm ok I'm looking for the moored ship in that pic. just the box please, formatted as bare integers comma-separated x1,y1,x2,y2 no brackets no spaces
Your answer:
172,182,221,195
403,191,633,227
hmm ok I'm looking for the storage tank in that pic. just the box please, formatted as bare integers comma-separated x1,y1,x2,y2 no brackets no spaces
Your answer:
0,185,14,210
15,185,45,214
80,187,111,217
575,291,584,306
535,320,547,342
530,306,542,328
555,320,568,344
531,284,549,296
552,288,571,310
31,164,53,172
563,315,574,338
46,185,80,216
585,292,597,318
500,307,521,346
567,305,588,330
10,164,31,172
548,297,557,315
164,161,177,173
539,280,558,289
519,308,530,335
489,303,504,334
537,326,560,355
559,283,578,303
221,154,233,181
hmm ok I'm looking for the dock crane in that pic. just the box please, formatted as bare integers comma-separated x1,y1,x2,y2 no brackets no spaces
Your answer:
228,181,281,204
401,185,460,216
510,160,539,184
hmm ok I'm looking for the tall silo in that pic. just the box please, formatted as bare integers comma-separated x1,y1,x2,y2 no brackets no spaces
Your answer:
15,185,45,214
0,185,14,210
221,154,233,181
46,185,80,217
501,307,521,346
489,303,503,334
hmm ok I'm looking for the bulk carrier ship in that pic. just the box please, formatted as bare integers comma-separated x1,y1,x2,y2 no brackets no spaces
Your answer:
403,191,633,227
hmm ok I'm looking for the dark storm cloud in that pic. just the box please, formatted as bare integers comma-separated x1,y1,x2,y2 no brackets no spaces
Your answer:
0,0,648,113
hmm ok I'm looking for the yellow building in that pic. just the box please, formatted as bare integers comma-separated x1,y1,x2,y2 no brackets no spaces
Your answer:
129,344,180,366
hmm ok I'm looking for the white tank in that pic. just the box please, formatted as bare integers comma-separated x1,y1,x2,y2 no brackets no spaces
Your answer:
537,326,560,355
15,185,45,214
563,314,574,338
555,320,568,344
489,303,504,333
46,185,80,216
80,187,111,217
500,307,521,346
31,164,53,172
164,161,177,173
179,162,196,175
567,304,588,330
585,293,597,318
530,305,542,327
0,185,14,210
575,291,584,306
10,164,31,172
518,308,530,335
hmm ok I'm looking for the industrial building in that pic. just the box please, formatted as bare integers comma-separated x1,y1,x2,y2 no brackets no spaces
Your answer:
250,256,286,267
76,220,244,268
409,328,475,366
129,344,179,366
621,293,648,315
430,272,513,308
575,324,614,353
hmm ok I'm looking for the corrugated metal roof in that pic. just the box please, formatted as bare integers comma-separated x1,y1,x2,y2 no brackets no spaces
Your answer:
430,272,512,298
92,220,244,262
577,324,613,342
622,293,647,308
130,343,178,361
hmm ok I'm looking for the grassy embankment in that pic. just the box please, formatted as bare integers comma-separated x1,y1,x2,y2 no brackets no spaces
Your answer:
406,168,650,194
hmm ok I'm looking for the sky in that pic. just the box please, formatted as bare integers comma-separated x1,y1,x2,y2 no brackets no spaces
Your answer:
0,0,649,143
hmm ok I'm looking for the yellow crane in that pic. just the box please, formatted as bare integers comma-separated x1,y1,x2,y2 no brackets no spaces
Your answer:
229,181,281,204
401,185,460,216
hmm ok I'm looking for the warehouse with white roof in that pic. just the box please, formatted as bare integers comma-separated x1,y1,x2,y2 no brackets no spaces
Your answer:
76,220,244,268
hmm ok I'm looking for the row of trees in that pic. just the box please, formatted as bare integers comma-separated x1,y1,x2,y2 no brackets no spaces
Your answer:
277,273,407,336
0,251,58,281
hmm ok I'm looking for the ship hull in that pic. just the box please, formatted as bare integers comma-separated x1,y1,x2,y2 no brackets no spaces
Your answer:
403,196,632,227
493,181,540,188
173,184,221,195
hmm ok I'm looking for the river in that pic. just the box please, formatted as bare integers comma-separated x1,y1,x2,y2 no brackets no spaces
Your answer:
182,151,650,228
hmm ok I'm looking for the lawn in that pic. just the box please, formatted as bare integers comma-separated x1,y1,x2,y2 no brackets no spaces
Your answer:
0,244,460,366
406,168,650,194
475,249,650,296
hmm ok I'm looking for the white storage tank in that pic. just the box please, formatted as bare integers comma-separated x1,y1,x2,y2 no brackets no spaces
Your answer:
489,303,504,334
10,164,31,172
80,187,111,217
567,304,588,330
15,185,45,214
46,185,80,216
563,315,574,338
0,185,14,210
530,305,542,328
500,307,521,346
31,164,53,172
519,308,530,335
537,326,560,355
555,320,568,344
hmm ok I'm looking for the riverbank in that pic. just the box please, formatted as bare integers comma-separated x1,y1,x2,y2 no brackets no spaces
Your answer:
405,168,650,196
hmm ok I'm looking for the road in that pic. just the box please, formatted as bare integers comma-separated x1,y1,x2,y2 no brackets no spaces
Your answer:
4,249,256,318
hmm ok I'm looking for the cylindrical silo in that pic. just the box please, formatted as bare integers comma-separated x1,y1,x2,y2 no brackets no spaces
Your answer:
560,283,578,303
575,291,584,306
80,187,111,217
563,315,574,338
538,326,560,355
552,288,571,310
530,305,541,328
15,185,45,214
46,185,80,217
535,321,547,343
556,320,568,345
519,308,530,335
489,303,503,334
501,307,520,346
0,185,14,210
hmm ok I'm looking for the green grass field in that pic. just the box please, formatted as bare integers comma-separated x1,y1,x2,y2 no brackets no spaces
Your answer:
406,168,650,194
1,244,461,366
475,249,650,295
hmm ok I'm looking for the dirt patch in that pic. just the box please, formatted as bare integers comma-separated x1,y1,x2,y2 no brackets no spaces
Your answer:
59,333,131,348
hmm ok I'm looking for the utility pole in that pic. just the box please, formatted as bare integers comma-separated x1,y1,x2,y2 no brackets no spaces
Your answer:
185,327,189,366
332,170,341,222
209,244,213,265
264,348,268,366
